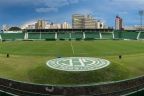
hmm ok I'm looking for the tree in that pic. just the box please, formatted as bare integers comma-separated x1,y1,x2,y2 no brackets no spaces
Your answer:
9,27,21,31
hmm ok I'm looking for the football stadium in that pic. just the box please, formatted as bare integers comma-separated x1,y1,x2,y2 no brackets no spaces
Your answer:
0,29,144,96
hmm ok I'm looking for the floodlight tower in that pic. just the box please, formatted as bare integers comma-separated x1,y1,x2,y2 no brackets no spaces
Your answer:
139,10,144,31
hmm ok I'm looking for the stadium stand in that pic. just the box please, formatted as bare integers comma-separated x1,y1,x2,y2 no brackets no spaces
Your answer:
139,32,144,39
121,31,139,40
41,32,56,40
71,32,83,39
101,32,114,39
0,31,143,41
28,33,41,39
1,33,24,40
126,88,144,96
0,76,144,96
0,90,15,96
85,32,100,39
113,31,120,39
57,32,70,40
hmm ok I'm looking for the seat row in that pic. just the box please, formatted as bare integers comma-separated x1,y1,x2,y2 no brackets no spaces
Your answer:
0,32,144,40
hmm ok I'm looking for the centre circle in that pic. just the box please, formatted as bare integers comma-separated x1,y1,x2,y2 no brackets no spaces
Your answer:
46,57,111,72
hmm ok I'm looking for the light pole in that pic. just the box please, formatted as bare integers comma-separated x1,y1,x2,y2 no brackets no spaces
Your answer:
139,10,144,31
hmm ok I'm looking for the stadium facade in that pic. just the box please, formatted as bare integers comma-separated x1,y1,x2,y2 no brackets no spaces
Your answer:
0,29,144,41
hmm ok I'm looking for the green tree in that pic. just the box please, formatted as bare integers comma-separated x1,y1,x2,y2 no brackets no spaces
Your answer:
9,27,21,31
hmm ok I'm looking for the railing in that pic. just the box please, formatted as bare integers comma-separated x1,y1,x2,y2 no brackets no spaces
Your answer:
0,76,144,96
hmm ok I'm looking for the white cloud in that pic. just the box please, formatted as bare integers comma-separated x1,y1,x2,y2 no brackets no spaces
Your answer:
21,20,36,29
110,0,144,8
0,0,33,5
0,0,86,13
68,0,79,4
35,0,85,13
73,9,93,15
36,7,58,13
38,0,69,7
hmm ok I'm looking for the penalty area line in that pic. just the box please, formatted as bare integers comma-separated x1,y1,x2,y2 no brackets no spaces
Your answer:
70,42,75,55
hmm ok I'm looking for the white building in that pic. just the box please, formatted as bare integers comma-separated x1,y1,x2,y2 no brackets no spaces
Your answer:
96,21,104,29
35,20,47,29
61,22,71,29
49,23,61,29
124,25,144,30
45,22,71,29
21,21,36,29
72,14,104,29
45,24,51,29
26,24,35,29
22,20,71,29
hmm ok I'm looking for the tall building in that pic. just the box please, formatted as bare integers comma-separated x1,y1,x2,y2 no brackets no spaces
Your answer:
34,20,71,29
83,15,97,29
115,16,123,30
72,14,104,29
61,22,71,29
35,20,46,29
49,23,61,29
72,14,84,29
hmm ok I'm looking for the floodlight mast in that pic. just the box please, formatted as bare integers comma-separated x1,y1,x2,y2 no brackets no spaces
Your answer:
139,10,144,31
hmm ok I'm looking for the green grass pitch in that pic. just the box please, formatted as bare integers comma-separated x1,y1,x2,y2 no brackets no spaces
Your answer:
0,40,144,85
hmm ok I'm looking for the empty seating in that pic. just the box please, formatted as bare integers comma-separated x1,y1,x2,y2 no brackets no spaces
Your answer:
0,31,141,40
139,32,144,39
85,32,100,39
0,90,13,96
28,33,56,40
101,32,113,39
122,32,138,40
57,32,70,39
41,33,55,39
114,31,120,39
28,33,40,39
126,89,144,96
1,33,24,40
71,32,83,39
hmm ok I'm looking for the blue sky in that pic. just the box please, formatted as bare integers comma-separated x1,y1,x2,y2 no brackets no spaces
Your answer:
0,0,144,28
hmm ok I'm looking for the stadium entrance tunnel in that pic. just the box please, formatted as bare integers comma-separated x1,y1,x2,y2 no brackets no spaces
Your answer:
46,57,111,71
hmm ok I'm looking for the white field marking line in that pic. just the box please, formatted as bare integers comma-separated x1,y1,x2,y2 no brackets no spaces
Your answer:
70,41,75,55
